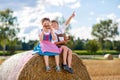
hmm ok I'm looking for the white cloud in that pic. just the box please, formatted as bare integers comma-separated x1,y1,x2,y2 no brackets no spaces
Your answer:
64,0,77,3
45,0,64,6
41,12,63,20
107,13,117,20
118,5,120,9
96,17,105,23
11,0,81,41
96,13,117,23
70,26,93,40
14,4,63,41
40,0,78,7
68,1,81,9
106,14,120,28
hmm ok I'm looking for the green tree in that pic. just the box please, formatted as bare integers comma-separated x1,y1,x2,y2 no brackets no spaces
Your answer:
114,41,120,53
74,38,85,50
0,9,19,54
104,40,113,50
86,40,100,55
66,36,75,50
92,19,119,50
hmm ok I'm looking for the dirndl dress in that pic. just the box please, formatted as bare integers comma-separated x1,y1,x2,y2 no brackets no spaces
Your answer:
33,33,61,56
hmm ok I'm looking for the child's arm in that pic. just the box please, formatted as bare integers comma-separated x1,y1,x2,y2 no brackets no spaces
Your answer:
50,26,57,41
54,41,67,45
51,31,57,41
39,31,44,42
65,12,75,26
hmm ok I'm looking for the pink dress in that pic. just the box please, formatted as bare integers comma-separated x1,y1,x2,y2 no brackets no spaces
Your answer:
41,33,61,54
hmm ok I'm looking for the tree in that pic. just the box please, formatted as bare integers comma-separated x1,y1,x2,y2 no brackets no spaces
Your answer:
86,40,100,55
74,38,85,50
104,40,113,50
0,9,19,54
92,19,119,50
66,35,75,50
114,41,120,53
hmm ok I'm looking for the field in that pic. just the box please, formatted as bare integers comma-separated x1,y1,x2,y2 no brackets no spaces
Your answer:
0,55,120,80
83,59,120,80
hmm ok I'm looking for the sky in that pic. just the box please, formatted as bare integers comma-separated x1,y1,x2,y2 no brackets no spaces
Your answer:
0,0,120,42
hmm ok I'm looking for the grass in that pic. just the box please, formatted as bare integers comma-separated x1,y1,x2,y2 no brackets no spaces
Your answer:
74,50,120,55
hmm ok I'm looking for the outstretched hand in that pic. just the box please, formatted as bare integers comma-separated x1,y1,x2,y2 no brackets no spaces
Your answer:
71,11,75,18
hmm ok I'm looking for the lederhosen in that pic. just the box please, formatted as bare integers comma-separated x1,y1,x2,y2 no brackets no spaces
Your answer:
56,33,67,47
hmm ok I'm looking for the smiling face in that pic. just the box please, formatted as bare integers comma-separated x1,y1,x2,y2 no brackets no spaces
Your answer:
42,20,50,29
41,18,50,29
51,20,59,30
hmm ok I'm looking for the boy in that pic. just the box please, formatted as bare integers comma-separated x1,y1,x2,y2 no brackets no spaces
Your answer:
51,12,75,73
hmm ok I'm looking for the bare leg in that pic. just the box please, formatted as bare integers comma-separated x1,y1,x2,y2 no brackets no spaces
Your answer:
55,55,61,72
61,46,68,65
67,49,72,68
44,56,49,67
55,55,59,66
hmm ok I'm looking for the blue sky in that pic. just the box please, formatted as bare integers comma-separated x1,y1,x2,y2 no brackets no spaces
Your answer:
0,0,120,42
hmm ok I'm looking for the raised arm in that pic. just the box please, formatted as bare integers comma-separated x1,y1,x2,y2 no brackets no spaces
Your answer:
65,12,75,26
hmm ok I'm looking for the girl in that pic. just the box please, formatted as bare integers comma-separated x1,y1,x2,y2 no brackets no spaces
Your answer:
34,18,61,72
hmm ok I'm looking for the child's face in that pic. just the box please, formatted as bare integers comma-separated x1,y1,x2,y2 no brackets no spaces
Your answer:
42,20,50,29
51,22,59,30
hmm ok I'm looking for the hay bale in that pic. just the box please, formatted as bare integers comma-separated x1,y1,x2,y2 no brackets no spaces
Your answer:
104,54,113,60
119,54,120,59
0,51,91,80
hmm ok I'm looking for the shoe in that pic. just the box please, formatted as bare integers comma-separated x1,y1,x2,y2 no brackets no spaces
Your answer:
68,68,74,74
63,64,69,71
63,64,74,74
46,66,51,72
55,66,61,72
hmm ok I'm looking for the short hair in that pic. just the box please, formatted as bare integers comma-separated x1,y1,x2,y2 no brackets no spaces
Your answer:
51,20,58,24
41,18,50,24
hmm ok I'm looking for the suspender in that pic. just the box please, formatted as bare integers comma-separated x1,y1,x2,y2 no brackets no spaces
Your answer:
56,34,65,42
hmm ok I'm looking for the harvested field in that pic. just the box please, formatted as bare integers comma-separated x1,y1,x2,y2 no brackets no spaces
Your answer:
83,59,120,80
1,52,120,80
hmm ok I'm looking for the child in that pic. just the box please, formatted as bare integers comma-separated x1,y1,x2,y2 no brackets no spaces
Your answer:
51,12,75,74
34,18,61,72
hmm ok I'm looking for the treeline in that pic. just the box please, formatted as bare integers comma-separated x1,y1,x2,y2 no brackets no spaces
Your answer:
0,9,120,55
0,38,120,53
67,37,120,51
0,40,38,53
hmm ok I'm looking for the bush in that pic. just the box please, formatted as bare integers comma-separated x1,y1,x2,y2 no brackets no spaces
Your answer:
85,40,100,54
